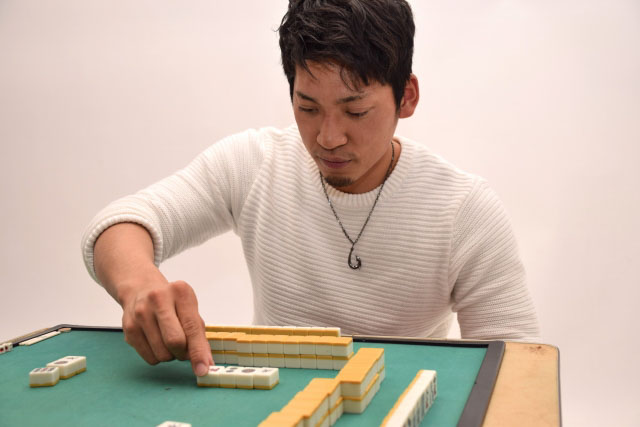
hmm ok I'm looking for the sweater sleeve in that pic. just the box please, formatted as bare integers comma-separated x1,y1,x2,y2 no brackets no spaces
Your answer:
449,179,540,341
81,128,265,283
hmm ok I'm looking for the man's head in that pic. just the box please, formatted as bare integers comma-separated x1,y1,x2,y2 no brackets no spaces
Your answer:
278,0,419,194
278,0,415,109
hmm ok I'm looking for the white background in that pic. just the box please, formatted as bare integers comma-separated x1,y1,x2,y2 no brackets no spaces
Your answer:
1,1,639,425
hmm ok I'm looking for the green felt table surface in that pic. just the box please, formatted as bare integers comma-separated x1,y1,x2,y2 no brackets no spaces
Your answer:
0,329,487,426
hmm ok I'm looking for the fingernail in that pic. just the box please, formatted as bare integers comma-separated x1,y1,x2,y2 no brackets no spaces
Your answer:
195,362,207,377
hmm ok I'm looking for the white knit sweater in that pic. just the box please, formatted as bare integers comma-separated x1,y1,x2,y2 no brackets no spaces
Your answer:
82,125,540,340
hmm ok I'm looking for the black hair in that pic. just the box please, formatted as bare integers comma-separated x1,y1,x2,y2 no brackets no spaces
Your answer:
278,0,415,108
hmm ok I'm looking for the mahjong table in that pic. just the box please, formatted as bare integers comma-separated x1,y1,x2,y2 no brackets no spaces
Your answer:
0,325,561,426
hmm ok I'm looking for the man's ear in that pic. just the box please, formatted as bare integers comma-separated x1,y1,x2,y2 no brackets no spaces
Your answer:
398,74,420,118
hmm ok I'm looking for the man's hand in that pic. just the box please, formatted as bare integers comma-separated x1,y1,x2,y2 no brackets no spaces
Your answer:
120,279,213,376
93,223,213,377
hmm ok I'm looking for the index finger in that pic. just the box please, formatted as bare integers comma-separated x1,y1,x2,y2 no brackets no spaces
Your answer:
172,281,213,376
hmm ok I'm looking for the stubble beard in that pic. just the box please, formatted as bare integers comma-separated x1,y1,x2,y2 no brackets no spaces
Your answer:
323,175,354,189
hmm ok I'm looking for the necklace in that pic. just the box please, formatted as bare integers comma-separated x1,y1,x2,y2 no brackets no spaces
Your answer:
320,141,395,270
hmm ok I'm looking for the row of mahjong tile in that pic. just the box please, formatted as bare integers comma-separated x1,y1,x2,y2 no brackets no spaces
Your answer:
29,356,87,387
207,332,354,357
196,366,280,390
260,376,383,427
259,348,386,427
212,351,352,370
206,325,341,337
381,370,438,427
260,378,344,427
0,342,12,354
335,348,386,398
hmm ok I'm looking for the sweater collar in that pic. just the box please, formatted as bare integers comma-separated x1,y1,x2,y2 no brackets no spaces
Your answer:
301,133,413,210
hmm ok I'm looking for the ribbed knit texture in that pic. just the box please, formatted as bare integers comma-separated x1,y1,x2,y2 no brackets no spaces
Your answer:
82,125,540,341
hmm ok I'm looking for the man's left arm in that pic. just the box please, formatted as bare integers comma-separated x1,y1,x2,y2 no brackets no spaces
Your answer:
449,179,540,341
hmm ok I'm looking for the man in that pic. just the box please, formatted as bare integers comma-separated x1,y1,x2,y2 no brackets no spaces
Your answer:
82,0,539,377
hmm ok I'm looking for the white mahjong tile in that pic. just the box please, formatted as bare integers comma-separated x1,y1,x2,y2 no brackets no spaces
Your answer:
196,365,224,387
331,339,353,357
316,356,333,370
365,378,381,409
315,337,333,356
210,336,224,351
267,338,284,354
237,354,254,366
299,337,315,355
219,366,240,388
341,369,375,398
224,352,238,365
343,398,364,414
64,356,87,373
46,358,75,378
300,355,317,369
236,340,252,354
268,354,285,368
252,337,269,354
253,354,269,367
235,367,257,389
221,336,237,351
284,355,301,368
340,381,362,398
212,352,226,364
283,339,300,355
253,367,279,389
47,356,86,379
29,366,60,387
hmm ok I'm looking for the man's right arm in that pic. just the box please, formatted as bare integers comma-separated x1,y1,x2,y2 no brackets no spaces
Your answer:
93,222,213,376
82,128,268,374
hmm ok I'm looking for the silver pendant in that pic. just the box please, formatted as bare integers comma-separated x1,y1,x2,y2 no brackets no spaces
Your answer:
348,246,362,270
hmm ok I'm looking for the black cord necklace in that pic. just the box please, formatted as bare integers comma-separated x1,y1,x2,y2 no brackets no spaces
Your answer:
320,141,395,270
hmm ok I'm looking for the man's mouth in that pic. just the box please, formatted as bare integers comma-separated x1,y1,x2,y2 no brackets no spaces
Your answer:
319,156,351,169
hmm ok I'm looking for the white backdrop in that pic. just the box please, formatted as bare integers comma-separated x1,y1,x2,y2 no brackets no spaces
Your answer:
1,1,639,426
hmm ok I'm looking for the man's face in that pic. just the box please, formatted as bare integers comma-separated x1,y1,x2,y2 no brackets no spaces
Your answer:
293,62,400,194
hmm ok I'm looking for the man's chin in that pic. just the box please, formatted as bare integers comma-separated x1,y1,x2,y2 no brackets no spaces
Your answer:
323,175,354,189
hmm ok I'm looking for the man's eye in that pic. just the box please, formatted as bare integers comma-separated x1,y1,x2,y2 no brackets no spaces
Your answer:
347,111,368,118
298,106,317,114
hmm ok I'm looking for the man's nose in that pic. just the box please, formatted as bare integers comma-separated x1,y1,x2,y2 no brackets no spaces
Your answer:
317,115,347,150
